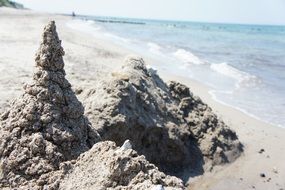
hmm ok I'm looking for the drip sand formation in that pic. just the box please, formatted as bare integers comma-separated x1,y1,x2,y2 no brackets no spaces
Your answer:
0,21,243,189
0,21,100,189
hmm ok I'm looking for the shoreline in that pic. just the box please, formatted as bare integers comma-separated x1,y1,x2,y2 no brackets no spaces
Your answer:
65,17,284,129
153,67,280,130
1,7,285,190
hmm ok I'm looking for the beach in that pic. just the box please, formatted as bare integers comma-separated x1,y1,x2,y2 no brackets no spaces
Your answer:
0,7,284,190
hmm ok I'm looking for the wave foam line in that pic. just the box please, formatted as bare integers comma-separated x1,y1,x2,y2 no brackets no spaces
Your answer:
173,49,205,65
210,62,261,89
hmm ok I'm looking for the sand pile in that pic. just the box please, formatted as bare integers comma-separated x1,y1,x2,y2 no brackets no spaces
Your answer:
82,57,243,178
0,22,185,190
60,140,184,190
0,21,100,189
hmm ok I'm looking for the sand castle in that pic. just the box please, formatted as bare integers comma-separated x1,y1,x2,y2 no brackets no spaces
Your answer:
0,21,243,189
82,56,243,178
0,21,101,189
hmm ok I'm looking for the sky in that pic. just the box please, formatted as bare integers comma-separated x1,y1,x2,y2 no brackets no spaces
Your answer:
16,0,285,25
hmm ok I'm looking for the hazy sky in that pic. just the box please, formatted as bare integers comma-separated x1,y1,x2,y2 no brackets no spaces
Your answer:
16,0,285,25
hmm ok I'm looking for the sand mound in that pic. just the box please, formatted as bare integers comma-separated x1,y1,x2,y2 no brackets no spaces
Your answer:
0,21,242,189
168,81,243,169
60,141,184,190
0,21,186,190
0,21,100,189
82,56,243,178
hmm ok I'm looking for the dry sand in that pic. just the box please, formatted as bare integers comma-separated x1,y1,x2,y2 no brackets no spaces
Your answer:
0,7,284,190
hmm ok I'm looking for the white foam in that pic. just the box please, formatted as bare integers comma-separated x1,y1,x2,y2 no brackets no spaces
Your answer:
208,90,283,127
209,90,262,121
147,42,162,55
67,19,131,44
86,20,95,24
210,62,260,89
103,33,130,43
210,62,246,80
173,49,204,65
66,19,101,33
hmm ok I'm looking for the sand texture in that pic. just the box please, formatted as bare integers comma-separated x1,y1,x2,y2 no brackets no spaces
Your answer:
0,21,100,189
0,7,285,190
82,56,242,179
0,20,241,189
60,141,185,190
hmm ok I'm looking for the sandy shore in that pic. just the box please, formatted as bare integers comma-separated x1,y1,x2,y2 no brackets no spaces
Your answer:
0,7,284,190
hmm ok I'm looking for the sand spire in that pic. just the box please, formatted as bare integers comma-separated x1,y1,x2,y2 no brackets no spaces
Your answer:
0,21,99,189
35,20,65,71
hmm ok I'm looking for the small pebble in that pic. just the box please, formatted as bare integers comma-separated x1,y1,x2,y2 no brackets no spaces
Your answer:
258,149,265,154
260,173,266,178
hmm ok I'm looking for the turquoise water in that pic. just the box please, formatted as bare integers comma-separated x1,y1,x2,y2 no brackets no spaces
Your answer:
69,16,285,127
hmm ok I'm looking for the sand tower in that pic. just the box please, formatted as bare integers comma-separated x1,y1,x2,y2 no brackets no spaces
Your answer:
0,21,99,189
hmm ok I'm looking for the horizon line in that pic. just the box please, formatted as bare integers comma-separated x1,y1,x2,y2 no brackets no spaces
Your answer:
59,12,285,27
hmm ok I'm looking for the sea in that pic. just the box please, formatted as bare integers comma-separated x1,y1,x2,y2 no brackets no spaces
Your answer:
67,16,285,128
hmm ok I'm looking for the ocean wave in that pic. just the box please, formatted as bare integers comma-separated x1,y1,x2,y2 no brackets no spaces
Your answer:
210,62,261,89
147,42,162,55
86,20,95,24
173,49,204,65
66,19,101,33
208,90,269,123
209,89,284,128
103,33,131,43
67,19,132,46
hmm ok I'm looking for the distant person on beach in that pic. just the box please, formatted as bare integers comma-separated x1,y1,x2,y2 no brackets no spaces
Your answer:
72,11,76,17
